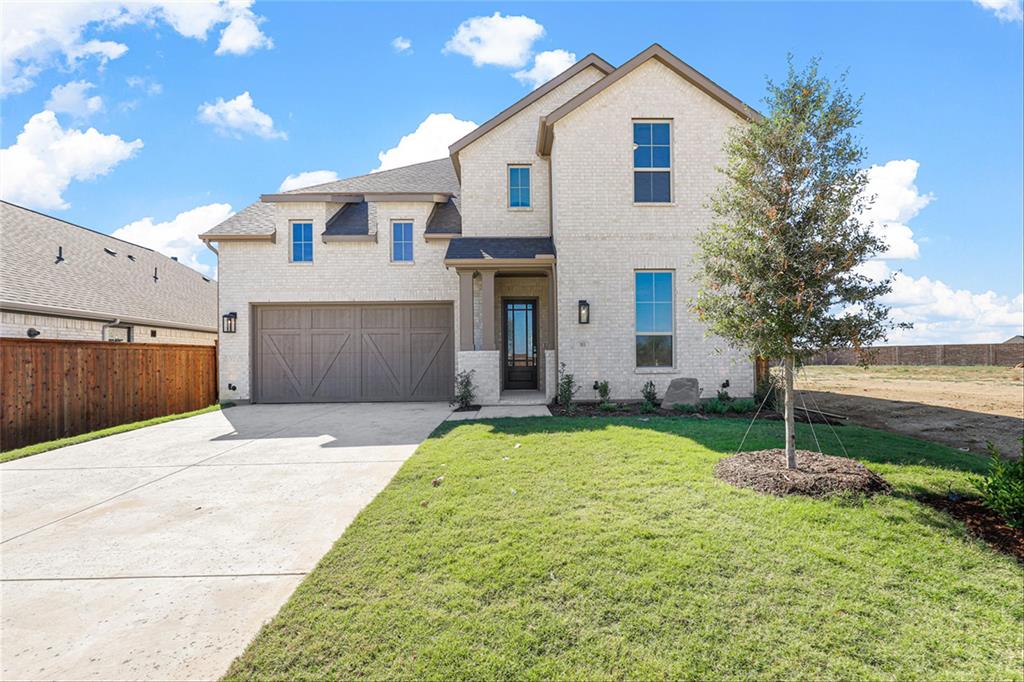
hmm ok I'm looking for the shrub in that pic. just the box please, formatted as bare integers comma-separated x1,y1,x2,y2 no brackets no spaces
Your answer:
673,403,699,413
705,398,730,415
451,369,476,410
599,402,619,412
971,440,1024,529
731,398,756,413
557,363,580,414
640,400,656,414
641,380,658,404
595,380,611,403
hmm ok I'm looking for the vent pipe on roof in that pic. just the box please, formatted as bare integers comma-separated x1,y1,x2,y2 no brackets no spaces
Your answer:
153,267,159,282
171,256,178,261
55,246,64,264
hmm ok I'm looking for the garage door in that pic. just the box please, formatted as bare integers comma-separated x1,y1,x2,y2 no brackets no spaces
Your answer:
255,304,454,403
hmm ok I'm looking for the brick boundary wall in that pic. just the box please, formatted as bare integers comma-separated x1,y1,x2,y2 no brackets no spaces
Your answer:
808,343,1024,367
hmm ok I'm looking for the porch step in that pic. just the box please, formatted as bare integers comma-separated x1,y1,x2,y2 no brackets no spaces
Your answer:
497,390,548,406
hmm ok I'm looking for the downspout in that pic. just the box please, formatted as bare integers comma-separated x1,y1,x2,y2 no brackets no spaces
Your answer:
101,318,121,341
203,240,219,255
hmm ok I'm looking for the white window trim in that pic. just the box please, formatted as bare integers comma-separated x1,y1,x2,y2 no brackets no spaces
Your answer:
289,220,314,264
390,219,415,264
632,119,673,205
507,163,533,212
634,269,675,370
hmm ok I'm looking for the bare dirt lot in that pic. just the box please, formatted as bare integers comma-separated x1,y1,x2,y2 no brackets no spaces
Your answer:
795,365,1024,457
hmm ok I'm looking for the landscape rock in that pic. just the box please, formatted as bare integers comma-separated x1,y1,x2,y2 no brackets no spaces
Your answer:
663,377,700,406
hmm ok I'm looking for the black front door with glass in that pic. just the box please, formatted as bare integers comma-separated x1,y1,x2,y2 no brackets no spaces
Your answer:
503,299,538,390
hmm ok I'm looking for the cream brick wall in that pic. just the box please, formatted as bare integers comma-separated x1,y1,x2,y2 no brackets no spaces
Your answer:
217,200,459,401
458,66,605,237
0,310,215,345
551,59,754,401
457,350,500,404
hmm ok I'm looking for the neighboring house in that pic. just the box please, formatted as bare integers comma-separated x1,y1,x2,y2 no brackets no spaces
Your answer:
1,201,217,345
201,43,760,404
1004,335,1024,344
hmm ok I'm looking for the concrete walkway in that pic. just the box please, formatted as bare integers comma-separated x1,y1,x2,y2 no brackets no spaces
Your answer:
0,402,452,681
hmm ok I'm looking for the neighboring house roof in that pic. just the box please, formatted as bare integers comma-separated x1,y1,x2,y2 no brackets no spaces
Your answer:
201,158,461,240
537,43,761,155
444,237,556,262
1004,335,1024,344
447,53,615,178
0,201,218,332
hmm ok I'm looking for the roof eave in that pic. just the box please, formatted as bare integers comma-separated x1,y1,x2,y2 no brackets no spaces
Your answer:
443,255,556,267
0,300,218,334
200,232,276,243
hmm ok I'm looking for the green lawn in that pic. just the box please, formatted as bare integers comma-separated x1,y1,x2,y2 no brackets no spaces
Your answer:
0,403,225,463
225,416,1023,681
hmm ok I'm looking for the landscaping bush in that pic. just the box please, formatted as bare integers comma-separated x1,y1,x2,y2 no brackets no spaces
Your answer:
971,440,1024,529
557,363,580,414
755,374,780,410
705,398,731,415
598,402,619,412
595,380,611,404
641,380,658,404
717,379,732,402
673,403,699,413
451,369,476,410
731,398,757,413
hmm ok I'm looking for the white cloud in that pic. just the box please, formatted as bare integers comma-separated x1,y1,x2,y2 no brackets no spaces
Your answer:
514,49,577,89
279,170,339,192
197,91,286,140
880,270,1024,344
392,36,412,53
974,0,1023,22
1,1,273,96
215,10,274,55
0,110,142,210
443,12,544,68
45,80,104,118
861,159,933,260
374,113,478,172
111,203,233,276
126,75,162,95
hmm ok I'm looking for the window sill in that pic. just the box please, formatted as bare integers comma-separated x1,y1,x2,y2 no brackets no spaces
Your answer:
507,206,533,212
635,367,676,374
288,261,314,265
633,202,676,207
389,261,416,266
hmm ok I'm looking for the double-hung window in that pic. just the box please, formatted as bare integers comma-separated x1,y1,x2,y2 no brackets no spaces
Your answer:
392,221,413,262
633,121,671,203
635,271,673,367
508,165,531,208
291,222,313,262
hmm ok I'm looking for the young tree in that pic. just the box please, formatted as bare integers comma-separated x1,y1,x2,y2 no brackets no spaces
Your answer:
694,59,906,469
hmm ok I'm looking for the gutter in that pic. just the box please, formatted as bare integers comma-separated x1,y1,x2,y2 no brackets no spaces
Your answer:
0,300,218,334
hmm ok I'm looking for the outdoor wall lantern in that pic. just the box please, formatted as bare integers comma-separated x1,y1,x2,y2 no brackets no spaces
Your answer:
578,300,590,324
27,328,40,338
222,312,237,333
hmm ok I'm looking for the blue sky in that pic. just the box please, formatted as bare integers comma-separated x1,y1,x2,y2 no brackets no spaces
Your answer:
1,1,1022,343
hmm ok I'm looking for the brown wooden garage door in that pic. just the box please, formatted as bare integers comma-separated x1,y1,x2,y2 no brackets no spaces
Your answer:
254,304,454,403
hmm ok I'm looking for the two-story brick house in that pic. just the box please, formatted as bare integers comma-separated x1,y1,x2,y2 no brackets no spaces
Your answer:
200,44,760,405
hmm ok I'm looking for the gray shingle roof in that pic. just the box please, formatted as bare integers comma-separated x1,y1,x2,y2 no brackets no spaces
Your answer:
425,197,462,235
0,201,218,331
444,237,555,261
324,201,369,236
201,158,461,239
199,200,275,238
287,158,459,194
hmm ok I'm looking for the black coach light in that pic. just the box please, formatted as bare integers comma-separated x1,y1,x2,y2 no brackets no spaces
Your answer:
578,300,590,324
222,312,237,333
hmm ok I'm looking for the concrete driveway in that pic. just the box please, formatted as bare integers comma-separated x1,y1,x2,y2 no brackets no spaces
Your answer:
0,402,452,681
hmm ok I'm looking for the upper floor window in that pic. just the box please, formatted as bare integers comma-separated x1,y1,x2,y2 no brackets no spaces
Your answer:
392,221,413,262
635,271,673,367
508,165,531,208
291,222,313,262
633,121,671,203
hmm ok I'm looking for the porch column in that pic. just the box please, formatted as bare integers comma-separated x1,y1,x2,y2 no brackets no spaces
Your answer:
548,268,557,349
481,269,496,351
458,270,474,351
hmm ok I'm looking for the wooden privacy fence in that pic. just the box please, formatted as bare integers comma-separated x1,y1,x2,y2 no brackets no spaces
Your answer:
808,343,1024,367
1,339,217,451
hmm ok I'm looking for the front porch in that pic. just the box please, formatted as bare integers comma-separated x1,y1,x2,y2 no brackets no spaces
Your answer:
451,259,557,406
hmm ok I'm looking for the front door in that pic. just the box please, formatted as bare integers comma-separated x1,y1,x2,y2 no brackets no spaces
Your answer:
503,299,538,390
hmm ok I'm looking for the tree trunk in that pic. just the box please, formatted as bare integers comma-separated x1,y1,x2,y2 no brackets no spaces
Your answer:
783,355,797,469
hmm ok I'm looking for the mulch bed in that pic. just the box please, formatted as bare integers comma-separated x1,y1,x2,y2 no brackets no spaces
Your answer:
548,403,843,425
918,494,1024,563
714,449,892,497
